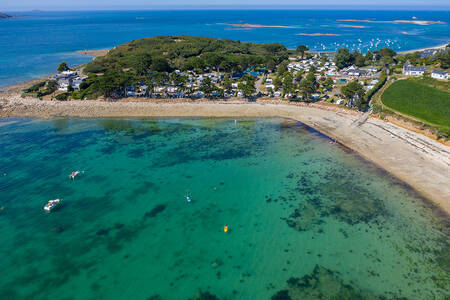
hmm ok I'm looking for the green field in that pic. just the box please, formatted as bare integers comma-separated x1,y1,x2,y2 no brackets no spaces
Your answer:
381,79,450,128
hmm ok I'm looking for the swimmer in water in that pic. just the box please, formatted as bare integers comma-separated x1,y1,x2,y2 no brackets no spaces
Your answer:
224,224,228,233
186,195,191,202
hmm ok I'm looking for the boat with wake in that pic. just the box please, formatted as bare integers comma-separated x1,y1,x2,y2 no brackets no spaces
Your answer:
44,199,60,212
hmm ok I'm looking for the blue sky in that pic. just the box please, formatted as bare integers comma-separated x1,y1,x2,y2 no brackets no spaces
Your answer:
2,0,449,11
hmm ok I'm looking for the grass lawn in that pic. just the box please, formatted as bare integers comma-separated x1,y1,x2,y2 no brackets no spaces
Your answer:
410,76,450,92
381,79,450,128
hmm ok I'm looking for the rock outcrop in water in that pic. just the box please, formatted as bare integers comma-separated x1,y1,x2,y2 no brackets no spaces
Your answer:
191,289,219,300
0,13,14,19
272,265,380,299
284,169,387,232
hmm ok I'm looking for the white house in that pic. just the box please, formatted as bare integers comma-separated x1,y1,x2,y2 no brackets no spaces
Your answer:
71,78,84,91
431,70,448,80
403,62,427,76
58,79,71,91
265,84,275,90
167,86,178,93
154,86,165,93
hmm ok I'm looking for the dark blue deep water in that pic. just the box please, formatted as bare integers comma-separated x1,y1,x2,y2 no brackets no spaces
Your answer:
0,10,449,88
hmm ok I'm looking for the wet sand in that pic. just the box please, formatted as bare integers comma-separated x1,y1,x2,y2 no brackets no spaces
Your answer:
398,43,448,54
1,95,449,214
76,49,109,57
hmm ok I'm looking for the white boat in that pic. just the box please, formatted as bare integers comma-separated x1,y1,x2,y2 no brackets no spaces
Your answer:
69,171,80,179
44,199,60,212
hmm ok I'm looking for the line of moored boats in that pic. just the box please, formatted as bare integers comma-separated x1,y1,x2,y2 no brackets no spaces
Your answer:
43,170,83,212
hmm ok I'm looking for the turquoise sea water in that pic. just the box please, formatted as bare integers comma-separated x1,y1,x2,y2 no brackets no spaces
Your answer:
0,10,449,88
0,117,448,299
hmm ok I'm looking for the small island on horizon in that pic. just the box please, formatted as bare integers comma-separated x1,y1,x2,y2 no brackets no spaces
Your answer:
0,12,15,19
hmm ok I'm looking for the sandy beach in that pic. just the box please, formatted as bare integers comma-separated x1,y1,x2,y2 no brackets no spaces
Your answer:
76,49,109,57
1,95,449,215
398,43,448,54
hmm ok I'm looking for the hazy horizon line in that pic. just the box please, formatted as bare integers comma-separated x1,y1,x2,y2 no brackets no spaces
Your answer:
4,5,450,12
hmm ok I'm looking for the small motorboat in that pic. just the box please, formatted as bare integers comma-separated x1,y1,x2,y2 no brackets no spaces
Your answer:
69,171,80,180
44,199,60,212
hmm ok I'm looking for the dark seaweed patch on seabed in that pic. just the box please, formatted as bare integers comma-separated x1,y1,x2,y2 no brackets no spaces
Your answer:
2,246,99,300
284,165,388,231
3,202,169,299
131,181,158,198
99,143,118,155
151,128,265,168
144,204,167,219
271,265,384,299
127,147,146,158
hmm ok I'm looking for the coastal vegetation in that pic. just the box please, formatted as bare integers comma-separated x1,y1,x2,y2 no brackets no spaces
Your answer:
76,36,288,99
334,47,395,69
23,80,58,98
397,44,450,70
57,62,70,72
84,35,288,74
381,79,450,130
23,35,401,108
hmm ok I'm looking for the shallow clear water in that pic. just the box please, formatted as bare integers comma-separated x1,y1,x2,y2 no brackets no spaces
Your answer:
1,10,449,88
0,117,448,300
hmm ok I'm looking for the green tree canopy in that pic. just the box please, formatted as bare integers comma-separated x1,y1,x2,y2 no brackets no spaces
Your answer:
341,81,365,109
151,57,170,72
282,73,295,97
200,77,215,98
299,72,317,101
135,53,152,76
222,74,232,94
439,52,450,69
203,53,223,71
47,80,59,93
334,49,354,69
323,77,334,90
376,48,396,59
264,43,288,56
365,50,373,62
277,60,289,74
354,52,365,67
273,74,283,90
95,69,134,97
238,74,256,98
296,45,309,59
57,62,69,72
